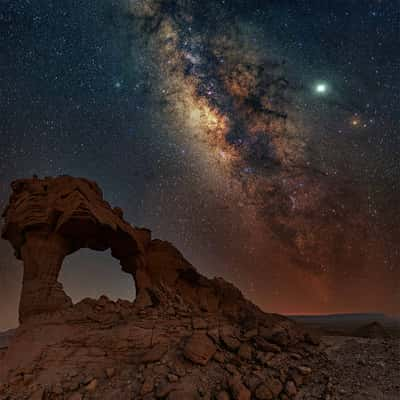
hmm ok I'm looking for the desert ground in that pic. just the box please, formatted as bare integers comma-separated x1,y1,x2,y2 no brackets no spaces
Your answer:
292,315,400,399
1,314,399,400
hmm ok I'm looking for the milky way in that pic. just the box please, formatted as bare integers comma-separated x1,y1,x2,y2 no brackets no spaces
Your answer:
0,0,399,329
121,0,400,313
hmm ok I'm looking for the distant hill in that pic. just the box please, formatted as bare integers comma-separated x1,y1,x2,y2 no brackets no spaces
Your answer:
288,313,400,337
354,321,388,338
290,313,386,323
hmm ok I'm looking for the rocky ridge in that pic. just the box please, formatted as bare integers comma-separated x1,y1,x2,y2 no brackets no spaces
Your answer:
0,295,322,400
0,176,323,399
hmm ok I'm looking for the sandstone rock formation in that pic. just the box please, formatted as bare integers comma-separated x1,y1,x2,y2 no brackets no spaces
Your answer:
0,175,322,400
2,176,147,322
2,175,287,324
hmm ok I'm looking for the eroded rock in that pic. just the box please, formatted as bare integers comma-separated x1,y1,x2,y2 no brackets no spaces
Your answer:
2,176,302,327
0,175,322,400
184,332,217,365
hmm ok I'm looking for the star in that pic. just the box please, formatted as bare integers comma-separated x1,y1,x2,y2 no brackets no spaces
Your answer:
314,82,329,95
0,0,399,327
350,115,364,127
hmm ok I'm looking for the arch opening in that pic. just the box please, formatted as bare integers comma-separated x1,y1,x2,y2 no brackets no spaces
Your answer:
59,249,136,304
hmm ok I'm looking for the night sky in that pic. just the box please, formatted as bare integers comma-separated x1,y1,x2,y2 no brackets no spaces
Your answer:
1,0,399,330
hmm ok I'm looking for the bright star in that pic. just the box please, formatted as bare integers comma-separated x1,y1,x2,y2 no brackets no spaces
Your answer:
315,82,328,94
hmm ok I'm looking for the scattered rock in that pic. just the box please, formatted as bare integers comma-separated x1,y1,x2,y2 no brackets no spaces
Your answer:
238,344,253,360
141,343,169,363
254,337,281,353
217,391,230,400
255,384,273,400
167,388,199,400
53,383,63,395
228,375,251,400
168,374,179,382
68,394,83,400
156,382,179,398
30,388,45,400
184,332,217,365
213,351,226,363
243,329,258,340
141,376,155,395
207,327,220,343
285,381,297,397
226,365,239,377
297,366,312,375
265,377,283,397
85,379,98,392
105,367,116,378
221,327,241,352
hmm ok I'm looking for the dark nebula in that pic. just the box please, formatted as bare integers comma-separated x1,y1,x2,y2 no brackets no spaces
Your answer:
1,0,399,329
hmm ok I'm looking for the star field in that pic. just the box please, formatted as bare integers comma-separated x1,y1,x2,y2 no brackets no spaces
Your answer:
0,0,399,329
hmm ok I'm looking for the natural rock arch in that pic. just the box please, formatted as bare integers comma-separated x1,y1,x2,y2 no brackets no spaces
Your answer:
2,175,280,325
59,248,136,303
1,176,151,322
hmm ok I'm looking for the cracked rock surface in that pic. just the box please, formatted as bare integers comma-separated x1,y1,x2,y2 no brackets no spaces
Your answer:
0,296,321,400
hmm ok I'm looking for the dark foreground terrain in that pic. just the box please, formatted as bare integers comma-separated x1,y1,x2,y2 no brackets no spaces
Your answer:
1,314,399,400
318,335,399,399
291,314,400,399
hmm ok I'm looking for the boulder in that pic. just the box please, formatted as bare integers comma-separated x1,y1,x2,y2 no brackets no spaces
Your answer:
238,344,253,360
141,343,169,363
255,384,273,400
228,375,251,400
184,332,217,365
